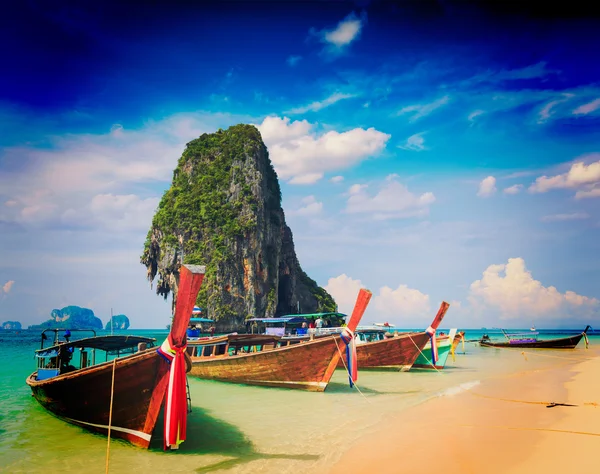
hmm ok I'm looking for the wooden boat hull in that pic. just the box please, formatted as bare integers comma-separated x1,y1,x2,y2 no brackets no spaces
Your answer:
26,349,169,448
480,332,585,349
189,335,344,392
412,339,453,369
337,332,431,371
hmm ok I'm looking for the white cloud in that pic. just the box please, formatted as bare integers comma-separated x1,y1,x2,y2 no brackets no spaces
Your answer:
573,98,600,115
503,184,522,195
324,274,430,321
363,102,370,108
374,284,430,318
477,176,497,197
4,200,17,207
537,93,574,123
468,110,485,123
0,111,256,229
398,132,427,152
575,188,600,199
330,176,344,183
540,212,589,222
396,95,450,122
345,175,435,220
256,116,390,185
291,195,323,217
529,156,600,197
2,280,15,294
286,92,356,114
468,257,598,320
324,274,365,314
310,12,367,56
286,55,302,67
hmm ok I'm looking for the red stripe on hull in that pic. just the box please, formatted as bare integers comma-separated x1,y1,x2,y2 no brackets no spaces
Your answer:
26,349,168,448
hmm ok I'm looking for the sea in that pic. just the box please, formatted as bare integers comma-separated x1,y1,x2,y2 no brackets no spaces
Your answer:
0,328,597,473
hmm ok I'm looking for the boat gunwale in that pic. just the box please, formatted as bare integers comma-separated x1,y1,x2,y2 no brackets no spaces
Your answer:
25,347,159,387
189,332,342,363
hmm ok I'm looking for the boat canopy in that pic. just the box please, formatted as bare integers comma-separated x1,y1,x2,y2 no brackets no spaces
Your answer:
246,316,308,324
35,335,156,358
278,312,347,320
190,317,214,323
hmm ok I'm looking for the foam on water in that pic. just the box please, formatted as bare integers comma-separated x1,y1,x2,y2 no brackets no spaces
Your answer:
437,380,481,397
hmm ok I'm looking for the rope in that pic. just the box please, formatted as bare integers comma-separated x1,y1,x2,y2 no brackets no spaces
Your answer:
333,337,370,403
456,424,600,437
407,333,443,374
105,358,117,474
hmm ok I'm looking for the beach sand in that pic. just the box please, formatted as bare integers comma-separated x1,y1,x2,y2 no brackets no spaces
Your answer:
329,347,600,474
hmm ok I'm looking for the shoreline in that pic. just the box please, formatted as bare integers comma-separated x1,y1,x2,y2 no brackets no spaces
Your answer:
329,346,600,474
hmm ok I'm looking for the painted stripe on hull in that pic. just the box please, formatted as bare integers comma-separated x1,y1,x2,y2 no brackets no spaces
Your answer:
413,344,452,369
357,365,412,372
246,380,327,389
62,416,152,442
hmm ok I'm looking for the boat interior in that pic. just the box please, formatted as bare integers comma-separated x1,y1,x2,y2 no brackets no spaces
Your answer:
33,329,156,381
186,333,323,358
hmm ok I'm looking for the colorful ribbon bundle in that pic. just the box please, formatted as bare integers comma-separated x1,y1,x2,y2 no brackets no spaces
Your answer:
340,328,357,387
157,336,188,450
426,325,438,366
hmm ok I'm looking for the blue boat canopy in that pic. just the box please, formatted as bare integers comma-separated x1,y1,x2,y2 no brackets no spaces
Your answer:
190,317,214,323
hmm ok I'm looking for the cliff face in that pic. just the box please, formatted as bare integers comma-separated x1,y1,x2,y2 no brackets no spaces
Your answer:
141,124,336,331
105,314,130,330
28,306,103,330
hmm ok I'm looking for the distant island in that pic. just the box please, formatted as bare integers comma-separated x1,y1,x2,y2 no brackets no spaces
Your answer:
105,314,130,330
1,321,22,330
28,306,103,330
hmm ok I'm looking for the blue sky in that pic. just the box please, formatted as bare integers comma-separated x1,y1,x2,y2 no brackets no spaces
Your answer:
1,1,599,329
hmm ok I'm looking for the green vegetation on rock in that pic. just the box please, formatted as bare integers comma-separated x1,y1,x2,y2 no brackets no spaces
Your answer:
141,124,336,331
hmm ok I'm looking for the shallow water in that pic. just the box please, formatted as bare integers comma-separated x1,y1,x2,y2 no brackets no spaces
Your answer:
1,329,597,473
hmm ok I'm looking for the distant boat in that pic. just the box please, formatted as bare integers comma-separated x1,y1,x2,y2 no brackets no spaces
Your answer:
531,324,536,331
186,289,372,391
26,264,206,449
480,326,591,349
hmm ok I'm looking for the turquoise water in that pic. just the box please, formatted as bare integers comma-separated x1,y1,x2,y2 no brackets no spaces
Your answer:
1,329,597,473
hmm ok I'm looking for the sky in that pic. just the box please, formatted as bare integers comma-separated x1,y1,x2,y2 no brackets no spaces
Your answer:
1,0,599,329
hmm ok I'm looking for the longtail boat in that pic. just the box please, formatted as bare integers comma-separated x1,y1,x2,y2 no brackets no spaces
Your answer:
187,289,372,391
26,264,206,449
412,328,457,369
451,330,465,355
334,301,450,371
479,326,591,349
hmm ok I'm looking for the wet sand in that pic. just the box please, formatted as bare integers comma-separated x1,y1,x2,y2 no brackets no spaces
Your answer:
329,346,600,474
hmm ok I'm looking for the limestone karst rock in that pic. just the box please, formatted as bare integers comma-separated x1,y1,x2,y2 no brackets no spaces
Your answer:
141,124,336,331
